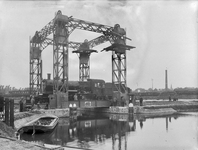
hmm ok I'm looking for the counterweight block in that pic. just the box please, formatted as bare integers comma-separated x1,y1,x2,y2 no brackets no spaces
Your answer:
54,26,68,45
73,40,97,81
30,47,41,59
54,11,69,45
54,10,70,24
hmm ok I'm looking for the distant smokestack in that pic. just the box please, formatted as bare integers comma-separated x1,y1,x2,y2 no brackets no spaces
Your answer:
165,70,168,90
47,73,51,80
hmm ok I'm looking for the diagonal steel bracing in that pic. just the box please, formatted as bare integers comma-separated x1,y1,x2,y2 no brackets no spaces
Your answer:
79,63,90,81
29,42,42,95
53,15,69,93
112,52,127,93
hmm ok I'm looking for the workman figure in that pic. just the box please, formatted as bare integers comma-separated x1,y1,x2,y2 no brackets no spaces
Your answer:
113,97,117,106
31,96,35,110
169,95,171,101
121,96,124,106
74,93,78,101
22,97,26,111
19,97,24,112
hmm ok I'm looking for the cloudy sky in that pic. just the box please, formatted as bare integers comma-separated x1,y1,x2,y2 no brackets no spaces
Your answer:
0,0,197,90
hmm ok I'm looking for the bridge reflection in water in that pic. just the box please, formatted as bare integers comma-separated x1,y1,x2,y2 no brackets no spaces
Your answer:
20,112,198,150
20,113,135,149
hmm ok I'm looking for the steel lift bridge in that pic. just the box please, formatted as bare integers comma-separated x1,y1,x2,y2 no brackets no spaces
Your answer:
30,10,135,107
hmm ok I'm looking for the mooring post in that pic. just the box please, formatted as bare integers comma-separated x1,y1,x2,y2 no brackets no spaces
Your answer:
0,96,4,122
32,124,35,136
5,98,10,126
0,96,4,112
9,99,14,128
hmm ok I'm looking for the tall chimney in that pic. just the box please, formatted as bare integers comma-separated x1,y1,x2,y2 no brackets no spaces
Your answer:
165,70,168,90
47,73,51,80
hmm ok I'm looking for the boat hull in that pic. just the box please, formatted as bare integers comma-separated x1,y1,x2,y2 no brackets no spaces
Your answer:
19,115,59,134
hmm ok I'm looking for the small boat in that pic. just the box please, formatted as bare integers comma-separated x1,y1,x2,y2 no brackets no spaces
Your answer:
18,115,59,134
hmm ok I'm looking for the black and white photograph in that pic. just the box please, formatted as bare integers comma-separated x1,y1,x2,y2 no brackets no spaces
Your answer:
0,0,197,150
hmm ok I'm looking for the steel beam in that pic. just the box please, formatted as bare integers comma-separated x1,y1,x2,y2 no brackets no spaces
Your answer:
41,35,109,51
31,13,113,45
88,35,109,48
79,62,90,81
40,38,53,51
34,19,55,42
112,52,127,93
68,18,113,34
69,41,81,51
29,42,42,95
53,16,69,94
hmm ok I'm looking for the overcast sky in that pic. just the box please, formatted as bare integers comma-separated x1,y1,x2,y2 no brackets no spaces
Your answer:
0,0,197,90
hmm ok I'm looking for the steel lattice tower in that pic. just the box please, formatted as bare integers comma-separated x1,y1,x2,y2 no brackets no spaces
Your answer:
73,39,97,81
29,33,42,95
53,12,69,94
112,51,127,94
102,24,135,101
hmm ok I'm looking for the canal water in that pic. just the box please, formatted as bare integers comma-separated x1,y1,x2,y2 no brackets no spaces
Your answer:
20,112,198,150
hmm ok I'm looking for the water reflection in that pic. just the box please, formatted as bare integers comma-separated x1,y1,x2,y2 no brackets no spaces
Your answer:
20,112,198,150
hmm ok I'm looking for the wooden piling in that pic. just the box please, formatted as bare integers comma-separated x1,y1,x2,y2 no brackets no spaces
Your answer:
10,99,14,128
0,96,4,112
5,98,10,126
2,98,14,127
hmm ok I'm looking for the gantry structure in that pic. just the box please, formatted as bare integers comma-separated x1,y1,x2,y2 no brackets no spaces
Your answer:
30,10,135,102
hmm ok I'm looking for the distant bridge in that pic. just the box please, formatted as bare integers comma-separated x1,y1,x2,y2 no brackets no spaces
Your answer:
1,89,37,98
130,89,198,100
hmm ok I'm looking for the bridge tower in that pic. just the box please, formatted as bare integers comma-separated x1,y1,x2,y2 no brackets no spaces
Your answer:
73,39,97,81
29,32,42,95
53,11,69,93
52,11,70,105
102,24,135,104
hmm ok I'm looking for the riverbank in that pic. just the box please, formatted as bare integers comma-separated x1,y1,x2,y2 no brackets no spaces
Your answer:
142,99,198,111
0,111,65,150
0,99,197,149
0,120,51,150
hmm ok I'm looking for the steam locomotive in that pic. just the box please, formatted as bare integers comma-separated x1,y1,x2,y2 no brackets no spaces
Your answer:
33,77,132,105
39,78,114,103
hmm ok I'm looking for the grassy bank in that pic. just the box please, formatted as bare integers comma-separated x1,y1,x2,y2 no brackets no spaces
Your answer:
142,100,198,111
